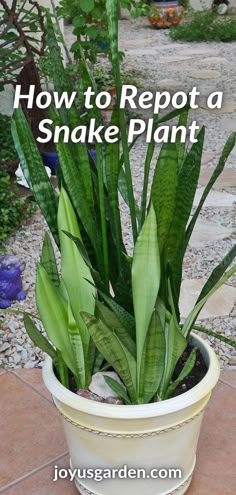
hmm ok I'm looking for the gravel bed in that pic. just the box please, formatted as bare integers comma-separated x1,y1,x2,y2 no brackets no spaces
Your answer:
1,17,236,370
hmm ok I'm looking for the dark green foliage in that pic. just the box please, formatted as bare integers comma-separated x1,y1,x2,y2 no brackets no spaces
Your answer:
0,114,17,163
170,10,236,42
0,166,35,248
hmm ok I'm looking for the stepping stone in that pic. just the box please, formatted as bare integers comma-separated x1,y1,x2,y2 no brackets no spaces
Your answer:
189,69,222,80
189,218,232,248
193,188,236,208
199,169,236,189
180,279,236,319
201,151,215,166
220,116,236,132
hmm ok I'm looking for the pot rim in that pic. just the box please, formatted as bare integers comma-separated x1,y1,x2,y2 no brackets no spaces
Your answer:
42,333,220,419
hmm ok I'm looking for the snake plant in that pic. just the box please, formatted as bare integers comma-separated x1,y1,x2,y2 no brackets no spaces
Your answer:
11,0,236,403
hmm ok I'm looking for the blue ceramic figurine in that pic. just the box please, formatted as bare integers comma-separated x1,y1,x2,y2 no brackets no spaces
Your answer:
0,255,26,308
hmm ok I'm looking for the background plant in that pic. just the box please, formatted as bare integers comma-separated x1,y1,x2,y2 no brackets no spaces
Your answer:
0,114,17,163
10,3,236,404
170,9,236,42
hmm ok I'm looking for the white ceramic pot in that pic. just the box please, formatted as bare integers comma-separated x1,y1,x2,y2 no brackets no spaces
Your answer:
43,333,220,495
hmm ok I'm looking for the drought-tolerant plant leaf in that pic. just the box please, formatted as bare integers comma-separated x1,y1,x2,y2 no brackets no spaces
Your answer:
95,301,136,357
185,132,236,249
140,114,159,227
40,232,60,287
36,263,77,376
11,108,59,244
58,188,96,356
165,348,197,399
151,142,178,254
142,310,165,404
132,204,161,391
196,244,236,303
104,375,132,405
193,325,236,349
160,316,187,399
23,313,57,361
166,127,205,307
82,312,137,403
97,289,136,339
67,304,85,388
182,264,236,338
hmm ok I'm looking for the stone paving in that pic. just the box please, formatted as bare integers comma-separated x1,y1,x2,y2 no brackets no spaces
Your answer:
0,368,235,495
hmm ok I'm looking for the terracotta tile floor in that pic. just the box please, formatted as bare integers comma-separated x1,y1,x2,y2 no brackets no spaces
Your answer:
0,369,235,495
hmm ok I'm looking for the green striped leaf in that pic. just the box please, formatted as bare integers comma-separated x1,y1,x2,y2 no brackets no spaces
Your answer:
58,188,96,356
95,301,136,357
196,244,236,303
160,316,187,399
36,264,77,376
132,204,161,395
23,313,57,361
142,310,165,404
97,289,135,340
81,312,137,403
67,304,85,388
11,108,59,244
182,264,236,338
185,132,236,249
165,348,197,399
166,127,205,305
151,142,178,254
40,233,60,287
104,375,131,405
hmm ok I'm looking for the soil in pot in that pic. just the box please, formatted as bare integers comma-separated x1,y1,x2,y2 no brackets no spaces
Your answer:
55,344,208,403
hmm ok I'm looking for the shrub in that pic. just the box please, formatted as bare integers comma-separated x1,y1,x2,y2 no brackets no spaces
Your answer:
0,114,18,163
170,10,236,42
0,165,35,248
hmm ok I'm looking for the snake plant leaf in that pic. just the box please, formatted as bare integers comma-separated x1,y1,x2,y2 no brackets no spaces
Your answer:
176,110,189,170
67,304,86,388
160,316,187,399
166,127,205,307
193,325,236,349
182,264,236,338
93,350,105,374
185,132,236,250
132,203,161,390
151,142,178,254
196,244,236,303
81,312,137,403
56,141,102,267
11,108,59,245
55,350,69,388
23,313,57,362
104,375,132,405
165,348,197,400
62,232,108,294
106,0,137,243
97,289,136,339
58,188,96,356
36,264,77,376
142,310,166,404
95,301,136,357
40,233,60,287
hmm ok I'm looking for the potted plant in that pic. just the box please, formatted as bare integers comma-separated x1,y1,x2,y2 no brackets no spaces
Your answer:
10,3,236,495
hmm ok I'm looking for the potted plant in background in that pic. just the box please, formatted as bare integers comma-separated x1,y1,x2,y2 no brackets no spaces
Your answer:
10,2,236,495
148,0,185,28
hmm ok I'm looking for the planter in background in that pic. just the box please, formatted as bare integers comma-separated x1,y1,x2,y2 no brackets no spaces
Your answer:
149,1,185,28
41,151,59,176
43,333,220,495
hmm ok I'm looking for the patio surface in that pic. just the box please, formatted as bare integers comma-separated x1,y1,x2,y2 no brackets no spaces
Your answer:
0,368,235,495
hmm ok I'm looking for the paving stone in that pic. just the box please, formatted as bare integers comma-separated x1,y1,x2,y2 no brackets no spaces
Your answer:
199,168,236,188
201,152,215,166
193,188,236,208
189,218,232,248
220,116,236,132
180,279,236,319
188,69,222,80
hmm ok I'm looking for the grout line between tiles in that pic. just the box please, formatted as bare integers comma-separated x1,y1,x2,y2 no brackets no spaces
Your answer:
9,370,54,405
0,451,69,494
219,378,236,390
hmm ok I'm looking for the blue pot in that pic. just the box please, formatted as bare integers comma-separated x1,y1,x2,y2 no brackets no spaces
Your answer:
41,151,59,175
